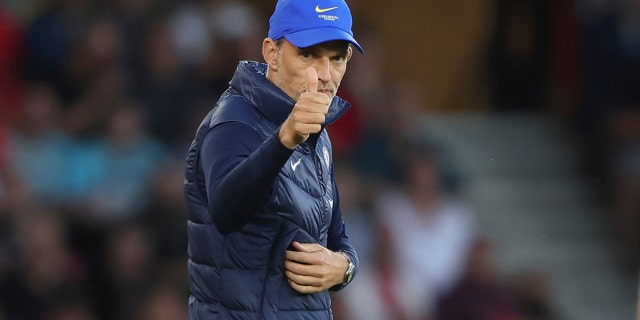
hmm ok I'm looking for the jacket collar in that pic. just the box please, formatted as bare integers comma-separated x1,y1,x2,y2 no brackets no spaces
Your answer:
229,61,351,127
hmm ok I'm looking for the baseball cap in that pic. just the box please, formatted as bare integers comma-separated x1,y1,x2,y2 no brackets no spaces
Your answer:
268,0,364,53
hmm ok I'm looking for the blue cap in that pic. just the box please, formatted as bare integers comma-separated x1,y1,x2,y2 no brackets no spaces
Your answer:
268,0,364,53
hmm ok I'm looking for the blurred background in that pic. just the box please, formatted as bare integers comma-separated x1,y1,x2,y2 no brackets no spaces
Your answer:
0,0,639,319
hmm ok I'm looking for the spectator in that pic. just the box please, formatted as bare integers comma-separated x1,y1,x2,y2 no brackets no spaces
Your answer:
0,122,8,206
0,208,89,319
135,20,197,149
133,283,187,320
436,237,522,320
141,158,187,264
510,269,558,320
23,0,89,101
7,84,71,205
85,101,166,222
100,223,155,320
334,215,429,320
486,0,549,111
44,295,98,320
576,0,640,270
374,137,478,317
111,0,153,83
168,0,212,68
0,5,24,125
65,16,125,104
332,162,376,267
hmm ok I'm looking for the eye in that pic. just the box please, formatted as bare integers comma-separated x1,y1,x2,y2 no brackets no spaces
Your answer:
301,51,313,59
332,55,346,62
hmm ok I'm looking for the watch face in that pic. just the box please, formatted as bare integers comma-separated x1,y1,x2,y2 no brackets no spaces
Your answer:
346,270,354,283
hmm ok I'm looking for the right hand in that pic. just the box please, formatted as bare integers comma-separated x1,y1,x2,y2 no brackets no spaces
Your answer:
279,67,330,149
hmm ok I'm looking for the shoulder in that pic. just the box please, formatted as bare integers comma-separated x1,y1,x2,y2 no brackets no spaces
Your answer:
208,91,262,129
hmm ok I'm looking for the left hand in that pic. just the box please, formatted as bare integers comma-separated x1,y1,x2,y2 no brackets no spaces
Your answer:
285,241,349,294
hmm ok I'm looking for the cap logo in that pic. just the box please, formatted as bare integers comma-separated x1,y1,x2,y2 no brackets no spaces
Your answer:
315,5,338,13
318,13,339,21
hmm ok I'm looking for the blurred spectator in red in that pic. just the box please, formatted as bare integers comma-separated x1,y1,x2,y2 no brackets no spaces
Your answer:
327,86,363,161
0,5,24,125
436,237,522,320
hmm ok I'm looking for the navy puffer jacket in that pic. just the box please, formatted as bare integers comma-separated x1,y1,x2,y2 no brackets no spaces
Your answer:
184,61,358,319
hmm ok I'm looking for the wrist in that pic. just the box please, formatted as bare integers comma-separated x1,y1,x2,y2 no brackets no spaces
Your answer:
278,127,298,150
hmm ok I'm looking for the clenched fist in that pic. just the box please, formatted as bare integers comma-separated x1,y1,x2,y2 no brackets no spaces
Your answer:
278,67,330,149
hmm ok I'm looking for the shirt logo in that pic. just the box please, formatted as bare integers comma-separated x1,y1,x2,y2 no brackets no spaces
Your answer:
315,5,338,13
291,158,302,171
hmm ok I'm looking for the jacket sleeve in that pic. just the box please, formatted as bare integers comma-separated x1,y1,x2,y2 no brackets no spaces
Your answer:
327,172,359,291
200,121,293,234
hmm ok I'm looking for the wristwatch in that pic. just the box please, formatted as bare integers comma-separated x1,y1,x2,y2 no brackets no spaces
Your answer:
341,253,355,285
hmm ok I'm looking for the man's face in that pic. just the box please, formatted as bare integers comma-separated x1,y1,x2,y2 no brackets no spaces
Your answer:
266,39,353,101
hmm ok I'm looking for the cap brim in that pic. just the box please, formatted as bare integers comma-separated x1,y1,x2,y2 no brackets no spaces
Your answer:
284,28,364,53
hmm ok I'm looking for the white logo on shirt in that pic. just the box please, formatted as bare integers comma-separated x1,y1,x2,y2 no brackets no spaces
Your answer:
291,158,302,171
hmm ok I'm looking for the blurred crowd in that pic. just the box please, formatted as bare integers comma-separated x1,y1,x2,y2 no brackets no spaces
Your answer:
573,0,640,272
0,0,638,319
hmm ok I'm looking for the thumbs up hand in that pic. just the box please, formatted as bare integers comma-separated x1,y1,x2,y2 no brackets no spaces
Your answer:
279,67,331,150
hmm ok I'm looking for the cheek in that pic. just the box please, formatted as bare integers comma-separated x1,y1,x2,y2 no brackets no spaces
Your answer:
331,68,346,87
279,70,308,99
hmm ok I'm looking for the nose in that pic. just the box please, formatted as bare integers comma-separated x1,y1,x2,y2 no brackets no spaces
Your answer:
314,58,331,83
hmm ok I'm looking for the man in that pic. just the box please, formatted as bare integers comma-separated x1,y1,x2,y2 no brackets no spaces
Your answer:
183,0,363,319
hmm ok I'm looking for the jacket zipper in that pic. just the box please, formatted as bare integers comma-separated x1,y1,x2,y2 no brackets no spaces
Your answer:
309,136,328,239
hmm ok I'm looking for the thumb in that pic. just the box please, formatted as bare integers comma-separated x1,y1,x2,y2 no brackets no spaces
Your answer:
306,67,318,93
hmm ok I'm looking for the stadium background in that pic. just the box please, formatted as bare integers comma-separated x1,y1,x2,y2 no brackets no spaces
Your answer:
0,0,638,319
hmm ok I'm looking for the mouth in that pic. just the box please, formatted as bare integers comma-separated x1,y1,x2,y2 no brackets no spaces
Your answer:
318,89,334,97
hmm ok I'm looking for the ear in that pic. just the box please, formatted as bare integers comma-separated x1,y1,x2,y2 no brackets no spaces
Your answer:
346,45,353,62
262,38,279,71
